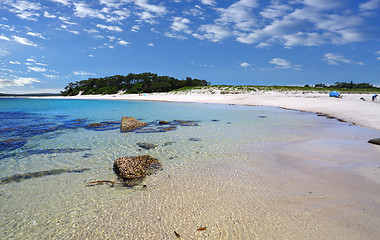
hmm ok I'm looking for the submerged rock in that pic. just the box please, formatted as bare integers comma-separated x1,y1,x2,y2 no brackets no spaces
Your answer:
158,120,170,125
0,168,90,185
113,155,161,181
189,138,201,141
173,120,199,126
137,142,157,150
88,123,106,127
368,138,380,146
121,117,147,132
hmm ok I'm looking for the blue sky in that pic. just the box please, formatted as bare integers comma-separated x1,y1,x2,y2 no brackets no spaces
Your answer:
0,0,380,93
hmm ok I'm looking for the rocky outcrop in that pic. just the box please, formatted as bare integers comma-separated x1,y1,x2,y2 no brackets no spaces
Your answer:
120,117,147,132
368,138,380,146
113,155,161,181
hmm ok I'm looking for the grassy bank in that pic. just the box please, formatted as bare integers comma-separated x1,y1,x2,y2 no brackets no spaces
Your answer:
171,85,380,94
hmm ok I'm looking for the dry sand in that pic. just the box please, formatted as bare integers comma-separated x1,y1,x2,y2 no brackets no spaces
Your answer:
32,91,380,239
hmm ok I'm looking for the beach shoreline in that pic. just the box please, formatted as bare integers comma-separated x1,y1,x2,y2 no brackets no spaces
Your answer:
32,90,380,131
4,92,379,239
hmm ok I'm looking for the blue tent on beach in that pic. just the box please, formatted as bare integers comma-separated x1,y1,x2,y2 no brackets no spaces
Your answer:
329,91,341,98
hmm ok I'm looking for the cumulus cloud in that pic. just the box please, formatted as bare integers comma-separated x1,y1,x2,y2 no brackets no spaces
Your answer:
147,43,154,46
201,0,216,6
43,11,56,18
216,0,258,31
240,62,250,67
5,0,42,21
0,77,40,88
12,36,37,46
0,35,11,41
28,66,46,72
269,58,302,70
96,24,123,32
26,32,46,39
74,2,106,19
51,0,71,6
134,0,167,14
117,40,130,45
171,17,191,33
10,60,21,64
193,24,230,42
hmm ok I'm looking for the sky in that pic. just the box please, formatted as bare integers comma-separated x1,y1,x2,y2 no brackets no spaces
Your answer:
0,0,380,93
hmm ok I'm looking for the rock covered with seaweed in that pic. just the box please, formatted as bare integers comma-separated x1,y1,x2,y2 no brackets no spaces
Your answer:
113,155,161,181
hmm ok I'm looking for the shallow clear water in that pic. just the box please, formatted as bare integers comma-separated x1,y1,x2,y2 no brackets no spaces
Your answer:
0,98,379,239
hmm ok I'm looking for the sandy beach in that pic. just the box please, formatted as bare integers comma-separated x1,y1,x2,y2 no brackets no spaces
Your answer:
46,90,380,131
22,90,380,239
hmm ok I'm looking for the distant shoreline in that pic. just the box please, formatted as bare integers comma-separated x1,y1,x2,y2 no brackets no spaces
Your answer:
28,90,380,131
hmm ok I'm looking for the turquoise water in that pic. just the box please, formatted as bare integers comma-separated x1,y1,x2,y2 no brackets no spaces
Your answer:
0,98,379,239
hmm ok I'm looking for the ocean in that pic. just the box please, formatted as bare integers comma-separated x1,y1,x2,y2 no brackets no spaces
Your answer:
1,98,379,239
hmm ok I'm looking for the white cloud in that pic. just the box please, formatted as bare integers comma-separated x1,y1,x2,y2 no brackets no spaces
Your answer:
0,77,39,88
12,36,38,46
100,0,124,8
10,61,21,64
240,62,250,67
44,11,56,18
131,25,140,32
43,74,59,78
118,40,130,45
134,0,167,14
73,2,106,19
0,35,11,41
193,24,230,42
73,71,95,76
359,0,380,11
28,66,46,72
323,53,365,66
201,0,216,6
6,0,42,21
51,0,71,6
216,0,258,31
303,0,343,10
147,43,154,46
260,3,291,19
26,32,46,39
269,58,291,69
171,17,191,33
96,24,123,32
323,53,351,65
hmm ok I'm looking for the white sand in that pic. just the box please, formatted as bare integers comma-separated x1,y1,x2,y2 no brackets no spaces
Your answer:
48,91,380,130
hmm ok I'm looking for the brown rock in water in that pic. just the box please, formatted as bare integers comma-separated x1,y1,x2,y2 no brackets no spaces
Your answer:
88,123,105,127
121,117,147,132
368,138,380,146
159,120,170,124
113,155,160,180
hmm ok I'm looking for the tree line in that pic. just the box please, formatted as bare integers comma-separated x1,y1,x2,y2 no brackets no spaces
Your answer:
309,81,378,89
60,72,209,96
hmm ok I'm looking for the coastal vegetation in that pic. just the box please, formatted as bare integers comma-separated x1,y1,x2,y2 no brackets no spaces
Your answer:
172,81,380,95
59,75,379,96
60,72,209,96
